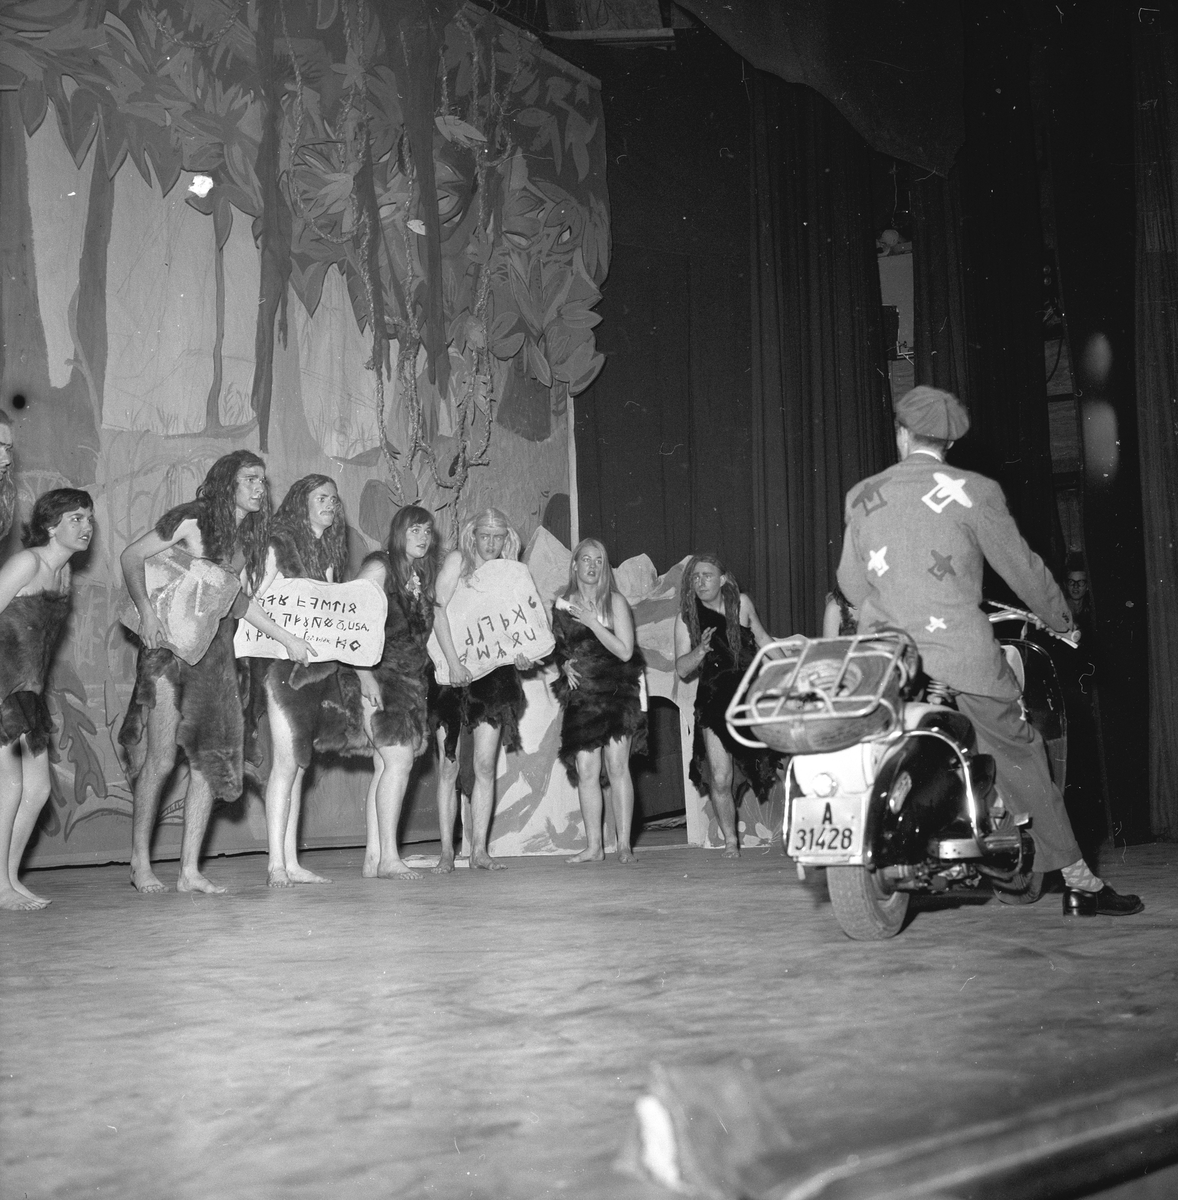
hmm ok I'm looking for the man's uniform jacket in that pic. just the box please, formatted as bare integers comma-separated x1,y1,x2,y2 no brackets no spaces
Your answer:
837,452,1073,697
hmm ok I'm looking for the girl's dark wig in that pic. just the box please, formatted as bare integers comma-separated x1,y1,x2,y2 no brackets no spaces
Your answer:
385,505,441,607
23,488,93,548
272,474,348,582
196,450,270,594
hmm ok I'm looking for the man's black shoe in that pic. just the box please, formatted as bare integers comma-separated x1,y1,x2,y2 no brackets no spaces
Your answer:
1062,885,1145,917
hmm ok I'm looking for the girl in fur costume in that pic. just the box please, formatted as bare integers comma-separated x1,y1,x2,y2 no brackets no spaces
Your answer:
551,539,646,864
0,488,92,910
356,505,441,880
431,507,542,872
673,554,781,858
252,475,365,888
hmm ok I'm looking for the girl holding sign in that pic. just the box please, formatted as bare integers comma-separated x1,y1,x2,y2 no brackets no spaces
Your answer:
355,505,441,881
251,475,361,888
0,488,92,910
432,507,542,872
552,539,647,864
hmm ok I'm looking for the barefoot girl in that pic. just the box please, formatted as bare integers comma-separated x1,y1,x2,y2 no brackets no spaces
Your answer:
0,489,92,910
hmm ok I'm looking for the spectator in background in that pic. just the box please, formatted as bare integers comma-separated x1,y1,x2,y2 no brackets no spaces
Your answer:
1058,551,1108,860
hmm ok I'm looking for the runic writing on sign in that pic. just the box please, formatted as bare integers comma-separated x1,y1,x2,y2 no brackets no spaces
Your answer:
428,559,555,684
233,577,388,666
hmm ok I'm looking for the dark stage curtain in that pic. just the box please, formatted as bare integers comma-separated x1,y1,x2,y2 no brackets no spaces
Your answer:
1039,2,1149,843
1134,16,1178,841
912,4,1060,568
676,0,965,176
749,74,894,638
911,172,970,400
570,32,755,586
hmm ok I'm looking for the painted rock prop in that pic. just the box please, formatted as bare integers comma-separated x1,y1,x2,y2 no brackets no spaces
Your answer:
121,547,242,666
234,576,388,666
429,559,555,684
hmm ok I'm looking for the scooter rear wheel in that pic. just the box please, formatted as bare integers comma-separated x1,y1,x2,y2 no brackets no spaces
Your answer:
826,865,911,940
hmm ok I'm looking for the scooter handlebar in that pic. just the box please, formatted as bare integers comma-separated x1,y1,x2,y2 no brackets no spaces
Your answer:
984,602,1079,648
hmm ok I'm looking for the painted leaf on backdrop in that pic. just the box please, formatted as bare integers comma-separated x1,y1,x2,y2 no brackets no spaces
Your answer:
490,331,525,361
435,113,486,146
18,75,47,134
527,339,552,388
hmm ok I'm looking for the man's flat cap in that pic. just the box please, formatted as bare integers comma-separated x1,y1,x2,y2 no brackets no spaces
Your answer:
894,386,970,440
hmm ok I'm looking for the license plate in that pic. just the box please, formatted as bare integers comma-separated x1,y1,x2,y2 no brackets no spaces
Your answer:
788,794,865,863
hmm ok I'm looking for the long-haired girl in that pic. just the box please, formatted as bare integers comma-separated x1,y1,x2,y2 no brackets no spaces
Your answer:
673,553,781,857
551,538,646,863
431,506,543,871
357,505,442,880
251,475,367,888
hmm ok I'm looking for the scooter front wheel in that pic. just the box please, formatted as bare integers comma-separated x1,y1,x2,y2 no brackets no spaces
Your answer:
826,865,911,940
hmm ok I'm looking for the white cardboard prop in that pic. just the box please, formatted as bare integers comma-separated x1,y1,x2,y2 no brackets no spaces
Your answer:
428,559,555,684
233,576,388,666
120,547,242,666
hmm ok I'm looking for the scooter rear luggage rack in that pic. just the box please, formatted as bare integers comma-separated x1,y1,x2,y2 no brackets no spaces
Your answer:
726,634,914,753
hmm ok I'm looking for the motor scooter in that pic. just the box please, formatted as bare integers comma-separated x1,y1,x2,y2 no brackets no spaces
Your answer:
724,604,1076,940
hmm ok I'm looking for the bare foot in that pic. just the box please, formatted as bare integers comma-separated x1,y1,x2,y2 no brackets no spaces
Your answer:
130,863,168,893
176,870,226,895
431,852,456,875
287,865,331,884
567,848,605,864
722,843,740,860
14,880,52,905
616,847,641,864
376,861,422,881
268,868,294,889
361,853,379,878
0,887,46,911
470,850,507,871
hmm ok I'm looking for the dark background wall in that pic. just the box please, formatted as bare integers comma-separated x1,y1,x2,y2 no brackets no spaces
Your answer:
560,31,757,593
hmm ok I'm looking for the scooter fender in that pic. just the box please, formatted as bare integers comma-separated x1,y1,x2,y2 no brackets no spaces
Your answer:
866,733,970,869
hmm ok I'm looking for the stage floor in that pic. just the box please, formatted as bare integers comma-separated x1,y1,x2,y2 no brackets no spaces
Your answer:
3,840,1176,1199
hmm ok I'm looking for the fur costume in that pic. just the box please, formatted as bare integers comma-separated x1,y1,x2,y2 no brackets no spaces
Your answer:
0,591,71,755
690,598,782,803
367,552,434,752
551,607,647,785
118,499,249,802
119,609,247,802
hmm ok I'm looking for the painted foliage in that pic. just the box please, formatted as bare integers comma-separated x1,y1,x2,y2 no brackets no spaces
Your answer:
0,0,608,863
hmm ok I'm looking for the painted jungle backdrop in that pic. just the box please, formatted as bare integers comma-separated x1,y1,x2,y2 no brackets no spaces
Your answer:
0,0,609,865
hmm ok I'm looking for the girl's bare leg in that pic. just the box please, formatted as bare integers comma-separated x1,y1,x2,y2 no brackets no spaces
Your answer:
433,727,460,874
568,747,606,863
603,736,637,863
264,703,301,888
282,766,329,883
371,743,420,879
702,727,740,857
468,722,506,869
0,741,50,910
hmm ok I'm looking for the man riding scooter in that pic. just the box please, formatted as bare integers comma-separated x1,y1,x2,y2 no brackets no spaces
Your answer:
835,386,1142,917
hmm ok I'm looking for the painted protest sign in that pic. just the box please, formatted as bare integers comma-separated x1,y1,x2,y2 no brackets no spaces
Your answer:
429,559,555,684
121,547,242,666
234,577,388,666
